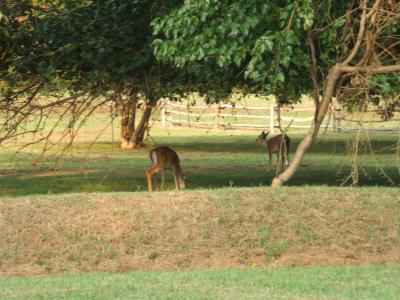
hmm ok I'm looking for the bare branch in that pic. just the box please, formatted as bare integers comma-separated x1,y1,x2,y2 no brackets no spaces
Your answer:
306,29,321,114
366,0,382,19
339,64,400,73
342,0,368,65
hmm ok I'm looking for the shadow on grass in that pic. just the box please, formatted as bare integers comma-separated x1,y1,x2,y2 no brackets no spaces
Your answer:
0,134,398,196
47,134,397,155
152,134,398,154
0,165,398,197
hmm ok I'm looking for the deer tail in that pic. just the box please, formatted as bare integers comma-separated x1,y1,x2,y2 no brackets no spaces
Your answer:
149,149,157,164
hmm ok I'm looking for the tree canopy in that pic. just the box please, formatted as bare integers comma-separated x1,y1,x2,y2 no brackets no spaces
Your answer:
0,0,184,147
153,0,400,185
1,0,184,95
153,0,399,105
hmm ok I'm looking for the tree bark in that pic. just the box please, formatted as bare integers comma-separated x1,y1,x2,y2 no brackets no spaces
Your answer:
130,100,154,147
271,65,342,187
270,0,398,187
119,91,138,149
339,65,400,74
307,29,320,119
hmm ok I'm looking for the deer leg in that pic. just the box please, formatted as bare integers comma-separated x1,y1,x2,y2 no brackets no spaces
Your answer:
268,151,272,171
286,147,290,167
153,173,159,191
278,150,283,172
146,169,153,192
160,169,166,190
173,167,180,190
279,151,286,173
276,153,282,175
282,143,289,167
174,175,179,190
146,166,162,192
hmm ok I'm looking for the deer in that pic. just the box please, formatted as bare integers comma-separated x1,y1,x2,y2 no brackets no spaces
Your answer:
146,146,186,192
256,130,290,173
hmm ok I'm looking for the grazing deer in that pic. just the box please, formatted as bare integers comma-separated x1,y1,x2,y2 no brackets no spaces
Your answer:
256,130,290,172
146,146,186,192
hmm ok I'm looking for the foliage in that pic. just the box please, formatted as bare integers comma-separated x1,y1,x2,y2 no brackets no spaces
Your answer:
0,0,184,147
152,0,400,186
152,0,318,102
1,0,183,95
370,74,400,120
153,1,399,106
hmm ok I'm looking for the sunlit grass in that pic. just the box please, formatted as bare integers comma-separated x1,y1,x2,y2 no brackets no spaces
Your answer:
0,265,399,300
0,126,399,196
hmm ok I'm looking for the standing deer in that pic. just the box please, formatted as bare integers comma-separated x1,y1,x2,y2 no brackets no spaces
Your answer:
256,130,290,172
146,146,186,192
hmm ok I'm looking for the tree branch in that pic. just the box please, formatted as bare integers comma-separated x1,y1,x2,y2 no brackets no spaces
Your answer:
339,64,400,73
342,0,368,65
306,29,320,118
366,0,382,19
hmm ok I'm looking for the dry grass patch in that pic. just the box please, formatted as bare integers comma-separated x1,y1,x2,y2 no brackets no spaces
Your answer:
0,187,399,276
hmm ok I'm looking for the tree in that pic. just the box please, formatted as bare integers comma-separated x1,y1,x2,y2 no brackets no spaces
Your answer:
0,0,184,149
153,0,400,186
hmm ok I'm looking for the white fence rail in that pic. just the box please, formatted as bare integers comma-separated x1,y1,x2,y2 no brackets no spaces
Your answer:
160,100,400,134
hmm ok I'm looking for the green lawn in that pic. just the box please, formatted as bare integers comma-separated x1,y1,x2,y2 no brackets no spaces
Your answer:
0,265,399,299
0,127,398,196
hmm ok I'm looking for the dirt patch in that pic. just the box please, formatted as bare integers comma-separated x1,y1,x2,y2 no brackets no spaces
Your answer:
0,187,399,277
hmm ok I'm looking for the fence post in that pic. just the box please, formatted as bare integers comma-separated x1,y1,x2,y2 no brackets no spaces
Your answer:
337,115,342,132
215,101,224,129
269,103,275,133
187,101,191,127
332,115,336,132
334,107,343,133
219,101,225,130
161,98,167,128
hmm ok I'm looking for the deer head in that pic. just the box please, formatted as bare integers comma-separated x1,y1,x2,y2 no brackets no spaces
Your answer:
178,173,187,189
256,130,270,143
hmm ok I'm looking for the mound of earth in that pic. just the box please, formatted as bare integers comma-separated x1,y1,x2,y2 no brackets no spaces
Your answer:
0,187,399,276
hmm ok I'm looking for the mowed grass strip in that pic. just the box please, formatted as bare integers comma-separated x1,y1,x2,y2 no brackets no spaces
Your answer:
0,187,399,277
0,265,399,300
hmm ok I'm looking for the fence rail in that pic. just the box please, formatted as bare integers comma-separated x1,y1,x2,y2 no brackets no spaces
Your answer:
160,100,400,134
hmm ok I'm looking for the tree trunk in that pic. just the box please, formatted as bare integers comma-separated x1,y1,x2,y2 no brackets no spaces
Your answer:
130,100,154,148
271,65,342,187
120,91,138,149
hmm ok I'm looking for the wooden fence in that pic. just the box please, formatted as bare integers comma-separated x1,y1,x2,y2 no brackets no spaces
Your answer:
160,100,400,134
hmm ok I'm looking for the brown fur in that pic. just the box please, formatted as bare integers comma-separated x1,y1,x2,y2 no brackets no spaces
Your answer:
256,130,290,171
146,146,186,192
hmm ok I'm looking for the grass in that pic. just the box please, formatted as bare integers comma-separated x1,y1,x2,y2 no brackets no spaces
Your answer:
0,115,399,299
0,126,399,196
0,265,399,299
0,187,399,276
